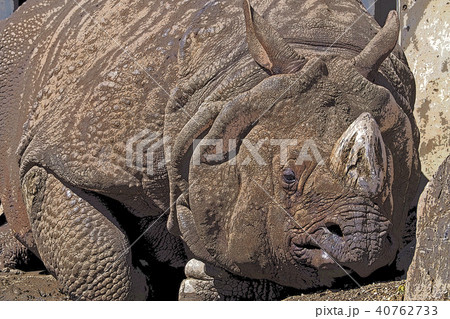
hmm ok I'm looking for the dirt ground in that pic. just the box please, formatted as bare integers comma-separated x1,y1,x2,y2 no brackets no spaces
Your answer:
0,269,68,301
0,267,405,301
285,280,406,301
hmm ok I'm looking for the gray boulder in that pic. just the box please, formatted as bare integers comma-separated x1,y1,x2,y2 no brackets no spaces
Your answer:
406,155,450,300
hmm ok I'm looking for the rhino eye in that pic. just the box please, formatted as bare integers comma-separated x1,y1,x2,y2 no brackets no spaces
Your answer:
282,168,296,184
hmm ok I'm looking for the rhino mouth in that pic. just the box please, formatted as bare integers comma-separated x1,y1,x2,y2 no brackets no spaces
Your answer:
289,211,397,278
290,235,350,278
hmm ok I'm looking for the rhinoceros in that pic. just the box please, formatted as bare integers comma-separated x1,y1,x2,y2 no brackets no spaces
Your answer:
0,0,420,300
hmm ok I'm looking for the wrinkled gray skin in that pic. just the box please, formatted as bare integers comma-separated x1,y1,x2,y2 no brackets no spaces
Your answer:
0,0,420,300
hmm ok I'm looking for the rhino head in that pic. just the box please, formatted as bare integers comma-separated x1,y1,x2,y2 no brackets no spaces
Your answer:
165,1,418,290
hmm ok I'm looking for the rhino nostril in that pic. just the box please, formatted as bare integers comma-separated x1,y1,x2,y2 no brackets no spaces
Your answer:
326,223,344,237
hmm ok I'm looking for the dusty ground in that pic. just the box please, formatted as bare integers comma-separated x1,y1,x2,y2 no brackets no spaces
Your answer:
0,268,405,301
0,269,68,301
285,280,406,301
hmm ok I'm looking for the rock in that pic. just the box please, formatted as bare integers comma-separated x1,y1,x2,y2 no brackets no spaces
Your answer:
400,0,450,180
406,155,450,300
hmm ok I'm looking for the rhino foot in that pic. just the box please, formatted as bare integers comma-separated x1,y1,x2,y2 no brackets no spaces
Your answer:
21,167,148,300
0,223,37,270
179,259,286,301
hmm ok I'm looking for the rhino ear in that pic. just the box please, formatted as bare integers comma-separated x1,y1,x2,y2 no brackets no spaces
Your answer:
330,113,390,198
243,0,306,74
352,10,400,79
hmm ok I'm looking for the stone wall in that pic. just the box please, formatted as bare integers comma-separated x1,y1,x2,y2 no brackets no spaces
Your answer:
399,0,449,179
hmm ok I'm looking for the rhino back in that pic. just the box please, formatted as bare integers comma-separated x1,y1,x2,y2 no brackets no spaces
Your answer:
3,0,214,216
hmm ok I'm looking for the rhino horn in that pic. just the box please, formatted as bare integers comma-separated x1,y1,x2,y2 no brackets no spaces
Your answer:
243,0,306,74
330,113,391,198
352,10,400,79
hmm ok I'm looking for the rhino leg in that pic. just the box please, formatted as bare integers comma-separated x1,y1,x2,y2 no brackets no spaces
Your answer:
21,167,148,300
179,259,286,301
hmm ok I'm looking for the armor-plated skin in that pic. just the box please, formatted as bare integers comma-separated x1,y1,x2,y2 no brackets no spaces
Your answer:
0,0,420,300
